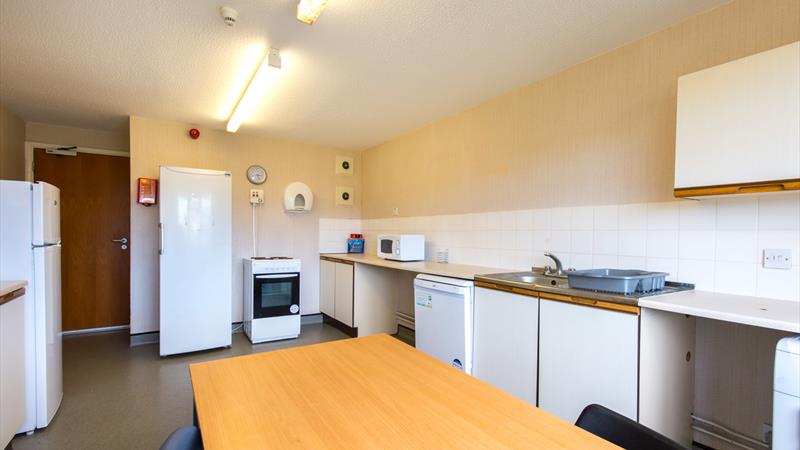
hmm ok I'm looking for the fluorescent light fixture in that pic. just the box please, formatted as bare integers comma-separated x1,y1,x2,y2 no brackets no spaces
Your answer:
297,0,328,25
226,48,282,133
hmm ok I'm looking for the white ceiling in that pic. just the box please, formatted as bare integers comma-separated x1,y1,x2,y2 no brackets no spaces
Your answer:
0,0,729,149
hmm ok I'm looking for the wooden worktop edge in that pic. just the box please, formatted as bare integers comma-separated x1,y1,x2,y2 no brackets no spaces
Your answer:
320,255,355,265
0,287,25,307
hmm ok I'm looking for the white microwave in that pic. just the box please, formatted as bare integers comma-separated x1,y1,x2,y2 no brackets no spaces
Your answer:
377,234,425,261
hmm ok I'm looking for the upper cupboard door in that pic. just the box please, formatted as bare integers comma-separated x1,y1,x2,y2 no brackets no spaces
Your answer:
675,41,800,190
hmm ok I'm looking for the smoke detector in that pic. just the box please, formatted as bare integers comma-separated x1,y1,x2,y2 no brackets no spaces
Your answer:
220,6,239,27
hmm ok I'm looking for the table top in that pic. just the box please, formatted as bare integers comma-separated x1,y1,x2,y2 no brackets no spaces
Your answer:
320,253,507,280
640,290,800,333
190,334,618,449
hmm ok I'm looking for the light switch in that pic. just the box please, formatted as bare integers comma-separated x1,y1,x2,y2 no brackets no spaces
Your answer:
763,249,791,269
249,189,264,205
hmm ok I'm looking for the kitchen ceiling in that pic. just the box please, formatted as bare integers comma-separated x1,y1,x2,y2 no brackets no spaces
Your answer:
0,0,728,149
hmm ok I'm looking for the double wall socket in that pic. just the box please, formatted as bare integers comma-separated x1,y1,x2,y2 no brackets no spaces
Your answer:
763,249,791,269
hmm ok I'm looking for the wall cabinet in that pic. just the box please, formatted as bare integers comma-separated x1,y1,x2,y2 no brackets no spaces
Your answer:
319,258,354,327
1,292,26,448
538,298,639,423
472,287,538,404
674,41,800,197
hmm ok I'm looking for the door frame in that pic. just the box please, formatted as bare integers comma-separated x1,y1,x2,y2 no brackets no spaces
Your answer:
24,141,129,181
27,141,132,335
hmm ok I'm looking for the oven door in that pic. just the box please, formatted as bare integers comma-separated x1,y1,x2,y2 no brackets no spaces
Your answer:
253,273,300,319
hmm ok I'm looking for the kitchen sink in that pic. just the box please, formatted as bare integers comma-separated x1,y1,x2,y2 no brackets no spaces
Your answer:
486,272,569,289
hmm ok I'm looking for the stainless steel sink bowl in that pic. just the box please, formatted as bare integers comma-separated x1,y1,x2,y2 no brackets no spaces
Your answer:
484,272,569,289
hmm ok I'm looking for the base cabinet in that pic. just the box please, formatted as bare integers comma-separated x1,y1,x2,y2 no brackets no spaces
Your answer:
319,259,354,327
0,293,26,448
538,298,639,423
472,287,538,404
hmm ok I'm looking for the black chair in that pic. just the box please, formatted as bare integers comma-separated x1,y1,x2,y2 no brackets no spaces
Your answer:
160,426,203,450
575,404,686,450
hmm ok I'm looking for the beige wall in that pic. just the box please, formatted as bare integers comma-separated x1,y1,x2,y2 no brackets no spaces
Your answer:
26,121,129,152
361,0,800,219
0,104,26,180
129,116,360,334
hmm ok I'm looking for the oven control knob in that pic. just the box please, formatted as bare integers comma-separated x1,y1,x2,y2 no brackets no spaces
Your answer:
290,304,299,314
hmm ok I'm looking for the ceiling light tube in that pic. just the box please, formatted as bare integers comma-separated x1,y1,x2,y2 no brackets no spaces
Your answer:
226,48,282,133
297,0,328,25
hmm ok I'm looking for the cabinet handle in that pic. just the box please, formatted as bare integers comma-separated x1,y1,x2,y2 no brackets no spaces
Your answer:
158,223,164,255
737,183,786,194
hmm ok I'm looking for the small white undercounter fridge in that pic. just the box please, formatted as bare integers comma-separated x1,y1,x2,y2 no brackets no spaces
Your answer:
413,274,474,374
774,336,800,450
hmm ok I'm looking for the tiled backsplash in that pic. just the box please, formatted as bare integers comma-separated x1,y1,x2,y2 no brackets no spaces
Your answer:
320,193,800,301
319,218,362,253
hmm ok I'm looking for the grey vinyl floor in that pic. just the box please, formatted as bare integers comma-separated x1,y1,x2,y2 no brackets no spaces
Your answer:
10,323,350,450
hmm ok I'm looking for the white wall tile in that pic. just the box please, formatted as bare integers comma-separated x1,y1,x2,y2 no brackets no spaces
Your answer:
646,230,679,258
678,259,715,290
716,230,758,263
619,230,647,257
571,230,594,254
618,203,648,230
550,230,571,252
532,229,551,251
647,202,680,230
619,256,646,269
571,253,593,270
592,254,619,269
593,230,618,255
486,211,502,231
594,205,619,230
756,266,800,301
533,209,551,230
571,206,594,230
716,197,758,230
551,207,572,229
678,230,716,260
500,211,516,231
679,200,716,230
516,230,534,251
515,209,534,230
758,193,800,230
646,257,679,281
714,262,758,296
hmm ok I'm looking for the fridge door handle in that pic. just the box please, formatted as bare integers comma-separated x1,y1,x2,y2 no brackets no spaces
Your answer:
158,223,164,255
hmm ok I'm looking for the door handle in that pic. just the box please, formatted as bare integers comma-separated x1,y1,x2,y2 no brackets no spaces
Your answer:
158,223,164,255
111,238,128,244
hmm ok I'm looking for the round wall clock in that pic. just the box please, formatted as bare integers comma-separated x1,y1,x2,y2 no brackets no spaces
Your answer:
246,165,267,184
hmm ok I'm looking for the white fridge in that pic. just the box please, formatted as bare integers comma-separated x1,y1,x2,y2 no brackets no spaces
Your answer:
413,274,474,374
0,180,63,432
159,167,232,356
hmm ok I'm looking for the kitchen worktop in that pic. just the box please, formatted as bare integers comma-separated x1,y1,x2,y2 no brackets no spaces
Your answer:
640,290,800,333
0,281,26,306
319,253,507,280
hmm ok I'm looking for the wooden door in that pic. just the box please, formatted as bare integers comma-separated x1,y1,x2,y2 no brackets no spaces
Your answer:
34,148,130,331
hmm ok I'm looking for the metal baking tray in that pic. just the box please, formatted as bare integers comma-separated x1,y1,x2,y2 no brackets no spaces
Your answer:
566,269,668,295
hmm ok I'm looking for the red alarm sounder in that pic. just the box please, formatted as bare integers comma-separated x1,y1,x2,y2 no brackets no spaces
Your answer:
189,128,200,139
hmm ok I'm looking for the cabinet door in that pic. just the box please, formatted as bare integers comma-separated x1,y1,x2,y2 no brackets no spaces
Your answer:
319,260,335,317
334,263,354,327
539,299,638,423
0,297,26,446
473,287,538,404
675,41,800,188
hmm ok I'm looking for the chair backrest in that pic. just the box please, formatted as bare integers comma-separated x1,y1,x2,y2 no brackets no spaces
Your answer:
575,404,686,450
160,425,203,450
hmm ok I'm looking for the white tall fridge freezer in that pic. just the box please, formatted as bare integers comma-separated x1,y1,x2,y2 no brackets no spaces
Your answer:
0,180,63,432
158,167,232,356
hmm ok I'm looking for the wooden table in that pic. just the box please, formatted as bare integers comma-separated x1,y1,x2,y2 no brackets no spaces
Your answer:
190,334,618,449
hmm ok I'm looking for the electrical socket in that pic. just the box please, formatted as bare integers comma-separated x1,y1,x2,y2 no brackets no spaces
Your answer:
763,249,791,269
249,189,264,205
